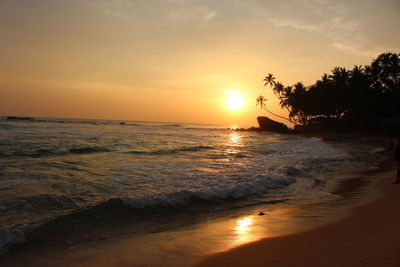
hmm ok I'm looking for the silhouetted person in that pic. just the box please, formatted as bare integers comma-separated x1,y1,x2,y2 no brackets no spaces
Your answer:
395,137,400,184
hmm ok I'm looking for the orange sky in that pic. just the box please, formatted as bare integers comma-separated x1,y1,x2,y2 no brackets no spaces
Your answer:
1,0,399,127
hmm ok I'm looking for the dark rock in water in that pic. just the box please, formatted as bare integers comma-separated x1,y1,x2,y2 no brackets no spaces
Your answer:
247,127,262,132
258,212,265,216
120,122,127,125
257,116,290,134
228,126,263,132
234,127,262,132
6,116,35,122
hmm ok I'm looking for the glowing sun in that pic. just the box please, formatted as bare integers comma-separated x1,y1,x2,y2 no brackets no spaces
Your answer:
227,95,244,111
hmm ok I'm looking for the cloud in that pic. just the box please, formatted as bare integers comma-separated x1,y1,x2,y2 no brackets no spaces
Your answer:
331,42,384,58
204,11,217,21
268,17,324,33
93,0,137,22
234,0,397,56
167,6,218,26
90,0,218,28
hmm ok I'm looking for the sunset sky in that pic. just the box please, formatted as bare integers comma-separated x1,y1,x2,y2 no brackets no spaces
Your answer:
1,0,399,127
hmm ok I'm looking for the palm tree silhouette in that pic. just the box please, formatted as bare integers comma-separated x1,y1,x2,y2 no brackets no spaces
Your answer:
272,81,285,98
260,73,291,121
316,73,330,86
263,73,276,87
256,95,291,121
258,52,400,127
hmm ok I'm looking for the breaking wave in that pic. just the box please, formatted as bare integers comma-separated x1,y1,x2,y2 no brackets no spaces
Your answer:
0,146,111,158
0,171,294,254
127,145,215,155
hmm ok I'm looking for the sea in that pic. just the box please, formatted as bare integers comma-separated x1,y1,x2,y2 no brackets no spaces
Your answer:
0,116,384,260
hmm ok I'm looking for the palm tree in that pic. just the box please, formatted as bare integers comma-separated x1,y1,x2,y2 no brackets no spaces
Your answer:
260,73,292,122
277,82,308,124
263,73,276,87
256,95,267,110
278,85,292,110
369,52,400,117
316,73,330,86
256,95,291,121
258,52,399,128
272,81,285,98
371,52,400,92
329,67,349,84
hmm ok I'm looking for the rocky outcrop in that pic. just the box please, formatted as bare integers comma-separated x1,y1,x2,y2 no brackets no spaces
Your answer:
257,116,290,134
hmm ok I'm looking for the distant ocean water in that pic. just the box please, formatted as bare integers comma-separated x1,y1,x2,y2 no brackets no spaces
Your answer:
0,117,364,254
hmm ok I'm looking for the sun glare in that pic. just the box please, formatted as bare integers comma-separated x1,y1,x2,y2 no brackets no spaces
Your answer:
227,95,244,111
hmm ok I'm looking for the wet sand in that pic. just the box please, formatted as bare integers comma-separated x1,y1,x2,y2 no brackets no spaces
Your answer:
195,161,400,266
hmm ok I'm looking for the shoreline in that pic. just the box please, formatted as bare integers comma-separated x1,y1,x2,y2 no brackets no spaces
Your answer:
195,155,399,266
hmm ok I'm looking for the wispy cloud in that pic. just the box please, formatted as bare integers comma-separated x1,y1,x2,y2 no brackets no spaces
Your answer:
331,42,384,58
234,0,394,57
204,11,217,21
167,7,218,27
93,0,136,22
268,18,324,33
91,0,218,28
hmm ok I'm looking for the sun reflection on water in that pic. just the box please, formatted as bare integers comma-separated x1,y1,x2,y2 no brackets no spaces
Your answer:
225,131,243,158
229,132,242,146
235,216,254,244
236,216,253,232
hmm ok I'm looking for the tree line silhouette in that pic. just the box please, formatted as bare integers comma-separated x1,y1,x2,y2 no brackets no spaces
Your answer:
258,52,400,129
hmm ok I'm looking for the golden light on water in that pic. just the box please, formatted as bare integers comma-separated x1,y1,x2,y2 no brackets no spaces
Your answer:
236,217,253,232
235,216,254,244
228,132,242,146
226,131,243,157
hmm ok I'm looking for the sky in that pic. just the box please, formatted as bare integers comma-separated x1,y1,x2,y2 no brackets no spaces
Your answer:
1,0,399,127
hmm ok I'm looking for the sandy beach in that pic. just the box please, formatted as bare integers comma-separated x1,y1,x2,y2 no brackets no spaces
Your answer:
195,159,400,267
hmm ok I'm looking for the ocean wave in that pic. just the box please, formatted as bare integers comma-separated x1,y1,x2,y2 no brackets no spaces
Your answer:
68,147,111,154
127,145,215,155
3,194,81,212
0,172,294,254
0,123,43,130
0,117,184,128
29,173,294,220
0,146,111,158
0,123,16,129
274,165,305,176
121,174,294,209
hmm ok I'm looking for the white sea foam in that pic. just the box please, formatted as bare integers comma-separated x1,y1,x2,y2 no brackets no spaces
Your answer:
121,174,295,209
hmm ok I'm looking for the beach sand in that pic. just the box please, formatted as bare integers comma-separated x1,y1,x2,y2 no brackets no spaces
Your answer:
195,161,400,267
